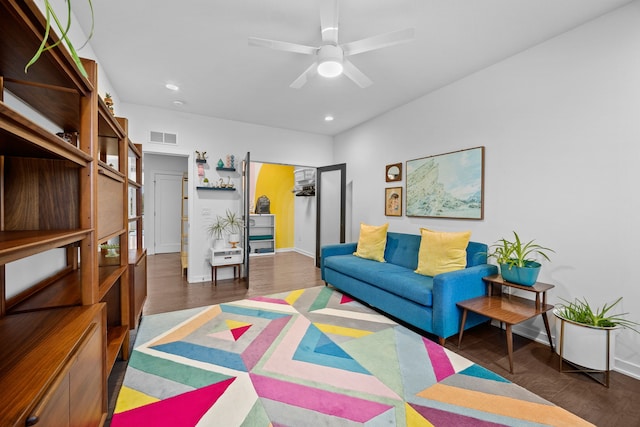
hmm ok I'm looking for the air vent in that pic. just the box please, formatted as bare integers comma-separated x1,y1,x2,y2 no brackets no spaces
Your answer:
149,130,178,145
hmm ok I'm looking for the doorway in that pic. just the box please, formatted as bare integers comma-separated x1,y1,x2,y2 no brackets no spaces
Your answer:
144,153,188,255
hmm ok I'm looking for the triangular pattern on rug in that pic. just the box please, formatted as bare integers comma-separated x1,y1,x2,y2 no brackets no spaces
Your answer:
340,294,354,304
293,323,369,374
251,373,394,423
110,378,235,427
409,403,509,427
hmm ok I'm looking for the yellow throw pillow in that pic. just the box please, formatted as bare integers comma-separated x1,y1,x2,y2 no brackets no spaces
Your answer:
415,228,471,276
353,223,389,262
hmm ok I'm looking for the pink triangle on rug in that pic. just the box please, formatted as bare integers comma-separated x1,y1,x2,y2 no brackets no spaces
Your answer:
423,338,455,382
340,294,354,304
231,324,251,340
110,378,235,427
251,296,289,305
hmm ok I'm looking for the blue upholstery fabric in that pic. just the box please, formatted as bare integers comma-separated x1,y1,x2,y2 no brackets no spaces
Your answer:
321,232,498,341
324,255,433,306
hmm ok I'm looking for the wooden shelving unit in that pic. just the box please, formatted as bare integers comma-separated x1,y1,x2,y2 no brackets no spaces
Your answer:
181,173,188,276
94,96,130,376
0,1,142,424
127,139,146,329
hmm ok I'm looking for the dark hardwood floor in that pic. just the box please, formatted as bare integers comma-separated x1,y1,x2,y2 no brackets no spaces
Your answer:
108,252,640,427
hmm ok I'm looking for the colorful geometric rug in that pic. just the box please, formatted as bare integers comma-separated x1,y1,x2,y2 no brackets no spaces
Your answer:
111,286,592,426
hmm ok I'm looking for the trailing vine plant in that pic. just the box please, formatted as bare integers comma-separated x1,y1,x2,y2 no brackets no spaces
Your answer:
25,0,95,77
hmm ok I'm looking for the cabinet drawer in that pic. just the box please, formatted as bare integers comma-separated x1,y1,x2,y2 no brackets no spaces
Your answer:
213,254,243,265
211,248,243,266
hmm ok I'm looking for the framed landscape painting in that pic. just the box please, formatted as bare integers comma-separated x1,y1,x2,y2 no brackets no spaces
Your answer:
406,146,484,219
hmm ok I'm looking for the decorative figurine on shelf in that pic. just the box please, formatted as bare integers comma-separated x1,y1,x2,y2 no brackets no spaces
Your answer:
226,155,231,168
230,154,235,169
203,177,209,187
104,93,114,114
217,158,224,168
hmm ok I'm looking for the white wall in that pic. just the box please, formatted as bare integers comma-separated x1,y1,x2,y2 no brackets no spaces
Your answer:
120,103,333,282
334,2,640,378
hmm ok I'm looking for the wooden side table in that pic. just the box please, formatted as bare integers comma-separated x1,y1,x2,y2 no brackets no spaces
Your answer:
210,247,243,286
456,274,555,373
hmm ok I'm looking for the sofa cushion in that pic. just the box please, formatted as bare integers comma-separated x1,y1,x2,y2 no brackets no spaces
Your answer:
353,223,388,262
324,254,433,307
415,228,471,276
384,232,421,270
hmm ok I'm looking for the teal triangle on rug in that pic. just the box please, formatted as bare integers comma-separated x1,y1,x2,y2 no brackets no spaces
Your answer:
111,286,593,427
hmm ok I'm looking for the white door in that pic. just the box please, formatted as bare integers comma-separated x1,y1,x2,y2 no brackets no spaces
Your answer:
154,173,183,253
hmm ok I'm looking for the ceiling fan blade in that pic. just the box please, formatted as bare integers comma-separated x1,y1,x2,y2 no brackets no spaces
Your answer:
342,60,372,88
320,0,339,44
248,37,317,55
342,28,415,56
290,63,318,89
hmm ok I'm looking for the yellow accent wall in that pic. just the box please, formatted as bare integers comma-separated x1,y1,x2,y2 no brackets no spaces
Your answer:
254,164,295,249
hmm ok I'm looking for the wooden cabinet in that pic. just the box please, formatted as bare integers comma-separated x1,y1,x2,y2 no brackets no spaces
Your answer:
126,134,147,330
0,1,142,424
0,304,106,427
95,103,130,372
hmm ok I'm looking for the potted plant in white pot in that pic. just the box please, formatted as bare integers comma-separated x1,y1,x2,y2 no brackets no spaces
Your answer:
207,216,227,250
224,209,243,249
487,231,554,286
554,297,639,385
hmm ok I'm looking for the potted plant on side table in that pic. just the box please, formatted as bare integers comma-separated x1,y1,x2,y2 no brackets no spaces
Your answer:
487,231,554,286
224,209,243,249
208,216,227,250
554,297,639,386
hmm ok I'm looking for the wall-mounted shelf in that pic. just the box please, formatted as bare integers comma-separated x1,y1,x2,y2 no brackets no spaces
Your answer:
216,167,236,172
196,159,207,164
196,186,236,191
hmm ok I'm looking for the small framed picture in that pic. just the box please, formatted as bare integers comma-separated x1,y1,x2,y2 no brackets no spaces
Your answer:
385,187,402,216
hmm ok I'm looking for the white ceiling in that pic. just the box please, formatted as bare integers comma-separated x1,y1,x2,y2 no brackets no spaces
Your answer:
71,0,633,136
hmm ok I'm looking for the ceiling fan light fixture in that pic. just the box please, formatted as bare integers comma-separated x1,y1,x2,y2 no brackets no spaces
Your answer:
317,45,344,78
318,60,343,78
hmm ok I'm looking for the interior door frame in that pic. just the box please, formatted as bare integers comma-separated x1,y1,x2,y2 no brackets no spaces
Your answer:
241,152,250,287
315,163,346,266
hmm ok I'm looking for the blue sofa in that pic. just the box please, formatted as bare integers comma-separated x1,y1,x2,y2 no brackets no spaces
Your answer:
321,231,498,345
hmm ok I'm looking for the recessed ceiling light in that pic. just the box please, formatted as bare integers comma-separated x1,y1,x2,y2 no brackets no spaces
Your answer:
173,100,185,106
324,115,334,122
165,83,179,91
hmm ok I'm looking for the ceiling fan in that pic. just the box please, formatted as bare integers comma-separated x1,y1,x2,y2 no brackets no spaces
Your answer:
248,0,415,89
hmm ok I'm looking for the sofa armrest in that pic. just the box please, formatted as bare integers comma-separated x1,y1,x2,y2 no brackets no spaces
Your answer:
432,264,499,339
320,243,357,280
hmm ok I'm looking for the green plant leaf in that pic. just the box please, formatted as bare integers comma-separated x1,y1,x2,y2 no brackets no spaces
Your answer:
25,0,93,78
556,297,639,333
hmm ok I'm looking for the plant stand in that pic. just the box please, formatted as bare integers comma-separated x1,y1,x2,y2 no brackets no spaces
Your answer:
556,316,613,387
457,275,555,374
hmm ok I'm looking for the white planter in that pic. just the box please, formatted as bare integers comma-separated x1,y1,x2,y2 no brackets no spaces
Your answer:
213,239,226,250
554,309,618,371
